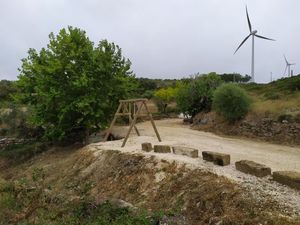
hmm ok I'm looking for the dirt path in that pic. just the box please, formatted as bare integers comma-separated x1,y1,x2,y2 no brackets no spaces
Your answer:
102,118,300,172
90,118,300,216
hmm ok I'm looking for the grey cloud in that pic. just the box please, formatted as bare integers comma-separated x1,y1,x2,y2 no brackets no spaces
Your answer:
0,0,299,83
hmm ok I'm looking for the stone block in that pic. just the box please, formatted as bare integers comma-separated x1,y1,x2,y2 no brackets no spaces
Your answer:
273,171,300,190
172,146,198,158
202,151,230,166
141,143,152,152
154,145,171,153
235,160,271,177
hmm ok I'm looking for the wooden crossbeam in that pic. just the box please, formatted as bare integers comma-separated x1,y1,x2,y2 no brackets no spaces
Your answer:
104,99,161,147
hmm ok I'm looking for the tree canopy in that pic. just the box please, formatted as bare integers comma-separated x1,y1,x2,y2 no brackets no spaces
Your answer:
17,26,137,142
219,73,251,83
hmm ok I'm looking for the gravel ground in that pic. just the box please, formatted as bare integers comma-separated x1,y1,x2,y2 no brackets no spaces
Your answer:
89,118,300,217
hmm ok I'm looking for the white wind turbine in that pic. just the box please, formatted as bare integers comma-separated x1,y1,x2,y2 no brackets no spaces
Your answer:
283,55,295,77
234,6,275,83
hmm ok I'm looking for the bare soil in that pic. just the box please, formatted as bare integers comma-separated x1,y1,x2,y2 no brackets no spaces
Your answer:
1,147,300,224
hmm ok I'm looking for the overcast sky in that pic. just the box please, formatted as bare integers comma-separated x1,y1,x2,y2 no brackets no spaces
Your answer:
0,0,299,83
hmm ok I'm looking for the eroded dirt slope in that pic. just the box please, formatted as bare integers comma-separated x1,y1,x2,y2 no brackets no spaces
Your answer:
1,147,299,224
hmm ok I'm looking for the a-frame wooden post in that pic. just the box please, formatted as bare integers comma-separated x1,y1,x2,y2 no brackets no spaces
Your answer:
104,98,162,147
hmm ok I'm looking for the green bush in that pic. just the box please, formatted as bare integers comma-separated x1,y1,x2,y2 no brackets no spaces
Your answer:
141,90,155,99
213,83,251,122
264,92,280,100
176,73,223,117
154,86,178,114
0,105,41,138
0,142,48,163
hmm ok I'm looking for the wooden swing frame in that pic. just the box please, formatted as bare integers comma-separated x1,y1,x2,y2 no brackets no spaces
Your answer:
104,98,162,147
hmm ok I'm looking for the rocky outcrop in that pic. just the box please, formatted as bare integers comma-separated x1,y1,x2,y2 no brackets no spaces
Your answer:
193,113,300,146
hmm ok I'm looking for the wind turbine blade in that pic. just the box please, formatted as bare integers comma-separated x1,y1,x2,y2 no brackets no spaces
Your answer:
234,34,251,54
255,34,275,41
283,65,288,76
246,6,252,32
290,63,296,65
284,55,288,65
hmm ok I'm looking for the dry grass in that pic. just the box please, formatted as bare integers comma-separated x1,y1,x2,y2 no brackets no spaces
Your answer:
240,76,300,120
1,148,299,224
250,92,300,117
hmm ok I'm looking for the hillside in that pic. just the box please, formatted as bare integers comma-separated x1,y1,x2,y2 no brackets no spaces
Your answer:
242,75,300,120
192,75,300,146
1,119,300,224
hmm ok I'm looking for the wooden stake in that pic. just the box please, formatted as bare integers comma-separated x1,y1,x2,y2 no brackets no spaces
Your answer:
143,101,162,142
121,101,143,147
104,99,162,147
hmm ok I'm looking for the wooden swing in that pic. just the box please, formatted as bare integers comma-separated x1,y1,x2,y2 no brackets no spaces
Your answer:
104,98,162,147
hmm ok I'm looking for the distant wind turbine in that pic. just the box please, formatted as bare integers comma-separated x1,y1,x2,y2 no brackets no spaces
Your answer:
234,6,275,83
283,55,295,77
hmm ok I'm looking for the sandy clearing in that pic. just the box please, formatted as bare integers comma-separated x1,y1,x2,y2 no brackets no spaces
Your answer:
89,118,300,216
106,118,300,172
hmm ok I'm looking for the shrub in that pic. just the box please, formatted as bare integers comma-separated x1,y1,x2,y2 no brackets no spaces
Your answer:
0,142,48,163
264,92,280,100
213,83,251,122
154,86,178,114
141,90,155,99
176,73,223,117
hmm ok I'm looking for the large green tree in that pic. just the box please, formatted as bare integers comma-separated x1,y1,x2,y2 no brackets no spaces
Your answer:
17,26,137,142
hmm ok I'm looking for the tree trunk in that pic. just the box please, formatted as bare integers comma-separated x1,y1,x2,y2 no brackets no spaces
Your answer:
84,128,89,145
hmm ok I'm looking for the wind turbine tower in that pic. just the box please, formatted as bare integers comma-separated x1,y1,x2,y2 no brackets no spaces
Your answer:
234,6,275,82
283,55,295,77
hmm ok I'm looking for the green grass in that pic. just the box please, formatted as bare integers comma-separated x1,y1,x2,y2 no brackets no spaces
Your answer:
0,142,48,163
239,75,300,118
241,75,300,94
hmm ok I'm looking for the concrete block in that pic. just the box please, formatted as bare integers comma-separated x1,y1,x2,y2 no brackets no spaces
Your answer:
172,146,198,158
202,151,230,166
235,160,271,177
273,171,300,190
154,145,171,153
141,143,152,152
